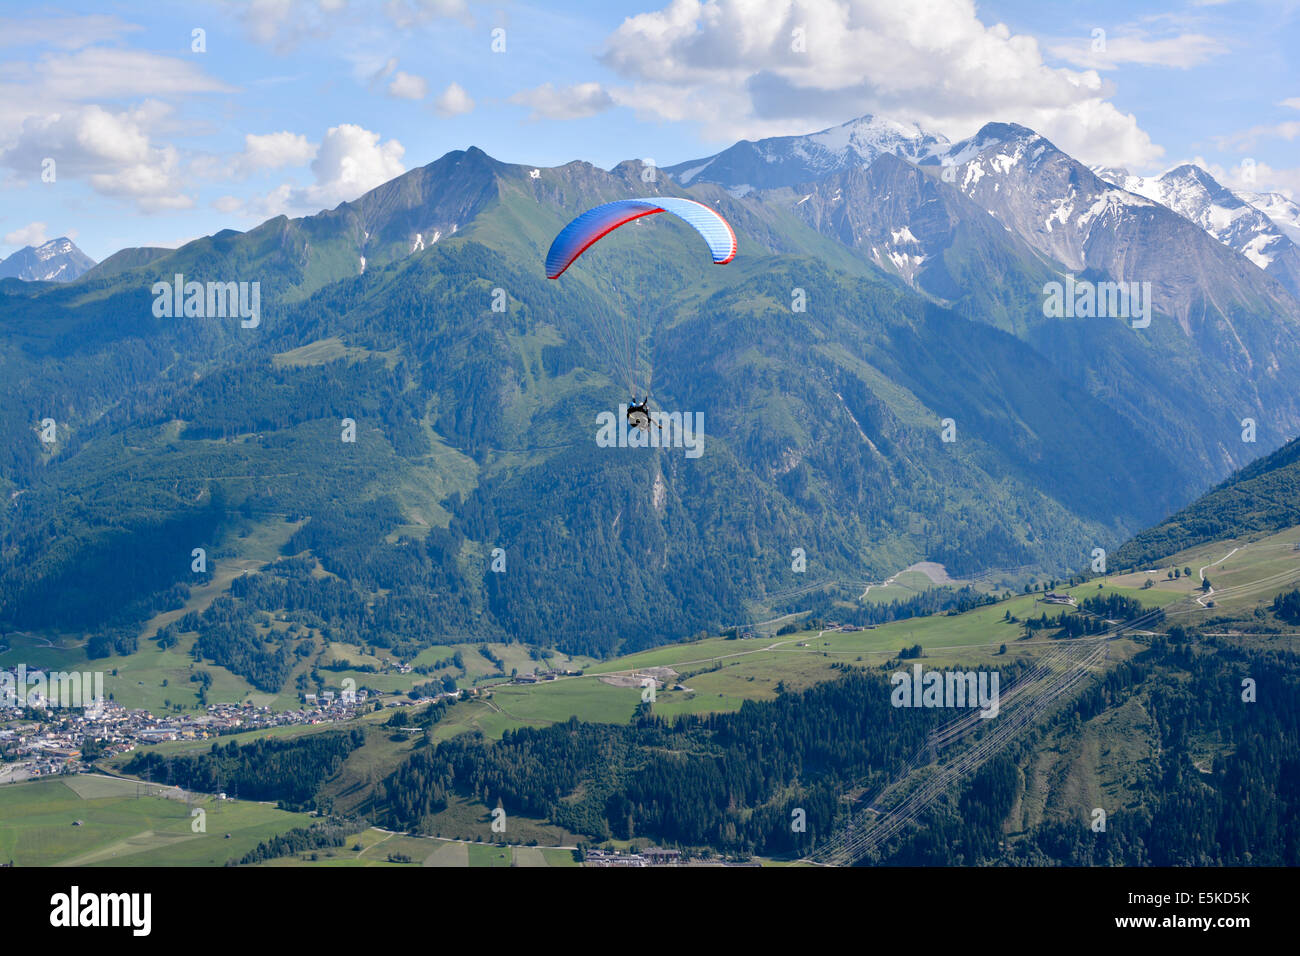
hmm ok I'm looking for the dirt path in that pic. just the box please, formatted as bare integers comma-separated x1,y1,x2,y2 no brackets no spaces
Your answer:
1196,546,1239,606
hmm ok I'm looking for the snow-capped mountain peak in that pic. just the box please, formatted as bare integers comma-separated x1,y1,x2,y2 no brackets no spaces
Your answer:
1090,162,1300,293
664,114,951,191
1239,190,1300,246
0,237,96,282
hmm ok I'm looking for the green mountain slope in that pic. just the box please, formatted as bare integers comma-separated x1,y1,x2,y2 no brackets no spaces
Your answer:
1116,434,1300,568
2,142,1298,684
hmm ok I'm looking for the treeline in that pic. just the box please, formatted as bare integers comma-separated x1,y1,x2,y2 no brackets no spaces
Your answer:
376,673,942,855
1114,434,1300,569
124,729,364,810
777,585,995,628
1271,588,1300,625
1021,593,1159,639
177,597,294,692
0,488,223,645
235,818,359,865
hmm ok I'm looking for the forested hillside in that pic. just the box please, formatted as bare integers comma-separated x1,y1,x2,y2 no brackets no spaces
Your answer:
370,637,1299,864
1116,435,1300,569
3,143,1298,683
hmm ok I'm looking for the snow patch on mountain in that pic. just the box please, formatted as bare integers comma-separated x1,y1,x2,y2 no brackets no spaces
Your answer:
664,113,951,191
1091,163,1298,276
0,237,96,282
1240,191,1300,246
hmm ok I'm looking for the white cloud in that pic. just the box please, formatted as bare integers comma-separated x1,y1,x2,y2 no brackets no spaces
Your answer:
188,131,317,183
0,14,141,50
3,221,47,246
510,82,615,120
236,0,348,49
228,125,404,219
236,0,469,45
293,123,405,210
434,82,474,117
20,47,233,102
242,131,316,169
1196,155,1300,199
1214,121,1300,151
90,156,193,211
385,0,473,29
0,102,194,211
1048,30,1228,70
599,0,1164,168
388,71,429,100
1211,99,1300,151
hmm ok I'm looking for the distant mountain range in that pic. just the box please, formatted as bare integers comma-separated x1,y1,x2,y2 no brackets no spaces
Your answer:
0,237,95,282
669,114,1300,305
664,114,950,194
1091,163,1300,299
4,112,1300,672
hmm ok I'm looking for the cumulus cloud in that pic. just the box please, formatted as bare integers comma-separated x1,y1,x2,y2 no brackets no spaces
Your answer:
3,221,47,246
433,82,474,117
510,82,615,120
188,130,317,182
0,102,194,211
242,131,316,169
293,123,405,210
388,71,429,100
599,0,1164,167
1196,155,1300,199
212,124,405,220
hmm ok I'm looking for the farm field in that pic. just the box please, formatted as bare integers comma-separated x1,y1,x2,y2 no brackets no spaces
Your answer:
11,526,1300,867
78,526,1300,760
0,774,312,867
255,827,580,867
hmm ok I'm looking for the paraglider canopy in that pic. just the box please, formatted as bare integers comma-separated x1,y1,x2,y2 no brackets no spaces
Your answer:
546,197,736,279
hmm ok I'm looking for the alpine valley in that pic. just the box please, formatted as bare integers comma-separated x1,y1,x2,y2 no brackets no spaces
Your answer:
1,111,1298,689
5,111,1300,869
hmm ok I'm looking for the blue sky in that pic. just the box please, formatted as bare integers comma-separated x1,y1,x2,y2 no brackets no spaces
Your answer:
1,0,1296,261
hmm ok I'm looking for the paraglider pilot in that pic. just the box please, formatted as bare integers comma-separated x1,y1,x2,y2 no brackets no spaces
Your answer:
627,397,655,431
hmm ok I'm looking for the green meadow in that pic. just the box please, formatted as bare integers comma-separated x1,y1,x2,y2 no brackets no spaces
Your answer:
9,525,1299,866
0,773,312,867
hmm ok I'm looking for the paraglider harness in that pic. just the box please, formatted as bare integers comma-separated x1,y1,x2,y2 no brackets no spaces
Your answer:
627,397,659,432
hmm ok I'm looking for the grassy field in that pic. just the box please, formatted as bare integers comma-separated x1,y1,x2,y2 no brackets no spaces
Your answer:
9,525,1300,866
1104,524,1300,615
0,773,581,868
255,826,580,867
62,524,1300,758
0,774,313,866
272,337,401,369
0,515,302,712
